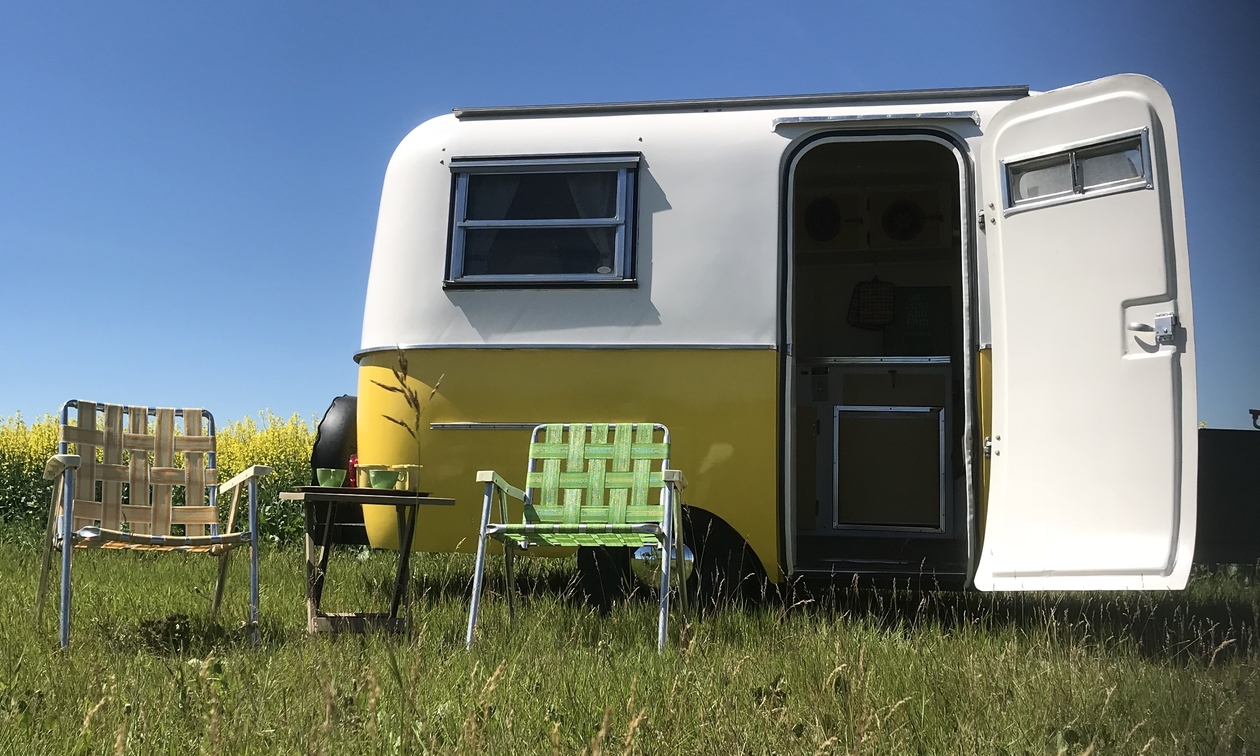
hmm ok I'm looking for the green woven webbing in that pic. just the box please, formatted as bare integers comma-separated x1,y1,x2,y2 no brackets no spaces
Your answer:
523,423,669,528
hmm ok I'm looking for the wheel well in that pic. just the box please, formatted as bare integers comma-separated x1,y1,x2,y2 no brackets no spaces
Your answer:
682,505,766,587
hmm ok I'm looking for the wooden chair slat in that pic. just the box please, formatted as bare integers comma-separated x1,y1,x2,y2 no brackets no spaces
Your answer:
173,436,215,453
119,504,155,528
71,500,102,521
95,464,129,483
170,506,220,525
60,425,105,447
184,408,206,510
100,405,124,530
123,432,156,452
73,402,98,531
151,409,175,536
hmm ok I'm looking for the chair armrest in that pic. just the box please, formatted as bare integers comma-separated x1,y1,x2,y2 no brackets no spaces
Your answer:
218,465,274,496
475,470,526,501
662,469,688,490
43,454,81,480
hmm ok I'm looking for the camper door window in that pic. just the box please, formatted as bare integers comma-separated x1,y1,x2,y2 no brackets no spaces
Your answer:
447,155,639,286
1002,129,1151,215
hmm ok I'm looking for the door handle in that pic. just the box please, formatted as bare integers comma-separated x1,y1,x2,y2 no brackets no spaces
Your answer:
1127,312,1177,345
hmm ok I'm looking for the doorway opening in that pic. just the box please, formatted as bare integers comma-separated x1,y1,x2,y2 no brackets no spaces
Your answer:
789,136,970,579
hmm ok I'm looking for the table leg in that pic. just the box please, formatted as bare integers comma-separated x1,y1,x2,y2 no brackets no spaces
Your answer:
307,501,337,633
389,502,419,623
305,502,317,632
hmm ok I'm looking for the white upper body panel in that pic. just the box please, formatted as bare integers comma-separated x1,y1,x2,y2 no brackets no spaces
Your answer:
360,98,1012,353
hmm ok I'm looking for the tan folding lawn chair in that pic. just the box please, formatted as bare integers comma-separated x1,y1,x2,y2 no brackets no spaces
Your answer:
34,400,271,648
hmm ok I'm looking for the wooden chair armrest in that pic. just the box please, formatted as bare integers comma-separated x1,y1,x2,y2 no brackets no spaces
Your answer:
662,469,688,490
43,454,81,481
475,470,526,501
218,465,274,496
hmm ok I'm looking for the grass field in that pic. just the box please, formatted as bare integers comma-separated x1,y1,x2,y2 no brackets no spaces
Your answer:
0,535,1257,755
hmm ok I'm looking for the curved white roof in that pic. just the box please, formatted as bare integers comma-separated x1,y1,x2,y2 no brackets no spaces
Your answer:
359,94,1018,355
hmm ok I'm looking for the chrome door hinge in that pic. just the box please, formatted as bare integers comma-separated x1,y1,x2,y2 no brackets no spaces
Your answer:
983,436,993,458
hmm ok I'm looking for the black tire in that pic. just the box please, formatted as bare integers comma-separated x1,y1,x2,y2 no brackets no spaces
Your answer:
310,395,357,483
683,508,764,610
576,546,633,611
308,395,369,546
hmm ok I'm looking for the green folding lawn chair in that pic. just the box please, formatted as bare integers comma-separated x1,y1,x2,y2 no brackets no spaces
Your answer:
464,423,688,652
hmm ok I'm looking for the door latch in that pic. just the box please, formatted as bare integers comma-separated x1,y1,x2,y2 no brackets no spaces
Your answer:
983,436,992,458
1127,312,1179,346
1154,312,1177,345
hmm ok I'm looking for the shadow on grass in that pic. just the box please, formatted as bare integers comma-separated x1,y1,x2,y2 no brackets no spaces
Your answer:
96,613,292,657
773,568,1259,666
318,545,1260,664
333,548,597,612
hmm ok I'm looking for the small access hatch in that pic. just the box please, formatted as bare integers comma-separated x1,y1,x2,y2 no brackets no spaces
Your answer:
833,405,945,531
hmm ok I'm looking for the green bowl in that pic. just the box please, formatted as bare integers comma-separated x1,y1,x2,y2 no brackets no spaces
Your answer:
369,470,401,489
316,468,346,487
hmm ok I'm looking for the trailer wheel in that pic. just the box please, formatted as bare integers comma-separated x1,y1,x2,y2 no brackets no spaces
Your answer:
683,508,764,610
308,395,370,546
310,395,357,483
576,546,632,611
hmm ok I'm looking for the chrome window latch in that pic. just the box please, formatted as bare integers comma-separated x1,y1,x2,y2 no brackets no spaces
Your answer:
1154,312,1177,345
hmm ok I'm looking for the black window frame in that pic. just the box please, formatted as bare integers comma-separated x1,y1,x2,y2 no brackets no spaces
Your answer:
445,153,640,288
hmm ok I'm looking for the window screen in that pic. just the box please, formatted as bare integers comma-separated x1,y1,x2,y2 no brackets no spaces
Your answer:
448,156,638,285
1004,131,1150,211
1075,138,1144,190
1008,154,1073,203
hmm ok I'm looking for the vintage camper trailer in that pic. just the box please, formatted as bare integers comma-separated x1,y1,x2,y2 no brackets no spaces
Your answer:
352,73,1196,595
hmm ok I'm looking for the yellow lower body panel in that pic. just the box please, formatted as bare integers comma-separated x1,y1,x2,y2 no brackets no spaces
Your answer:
975,348,992,549
356,347,782,582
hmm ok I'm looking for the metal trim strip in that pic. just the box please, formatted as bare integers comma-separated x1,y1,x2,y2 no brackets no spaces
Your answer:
430,423,544,431
796,356,951,365
449,155,641,171
773,111,981,129
453,86,1030,120
354,343,778,362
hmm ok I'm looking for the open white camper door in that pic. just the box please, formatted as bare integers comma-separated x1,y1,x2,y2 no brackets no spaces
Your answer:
974,74,1197,591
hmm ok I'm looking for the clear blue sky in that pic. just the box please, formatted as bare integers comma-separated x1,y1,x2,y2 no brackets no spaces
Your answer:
1,1,1256,428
